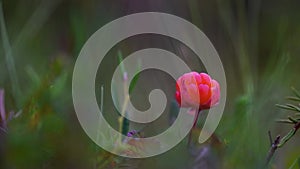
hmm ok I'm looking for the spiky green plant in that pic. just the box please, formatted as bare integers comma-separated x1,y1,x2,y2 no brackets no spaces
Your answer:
266,88,300,167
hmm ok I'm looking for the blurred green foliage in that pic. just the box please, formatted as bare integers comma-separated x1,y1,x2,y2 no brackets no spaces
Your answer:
1,0,300,169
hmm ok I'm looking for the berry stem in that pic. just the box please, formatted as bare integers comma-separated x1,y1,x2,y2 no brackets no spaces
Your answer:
187,109,201,147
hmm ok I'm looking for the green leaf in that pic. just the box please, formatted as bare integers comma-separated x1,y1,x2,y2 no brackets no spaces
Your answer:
128,61,141,94
291,87,300,98
50,72,68,98
26,66,41,87
278,128,297,148
69,8,87,54
276,119,295,124
286,104,300,112
276,104,300,112
118,50,126,75
287,96,300,102
288,116,299,124
121,112,129,136
118,51,141,94
128,75,138,94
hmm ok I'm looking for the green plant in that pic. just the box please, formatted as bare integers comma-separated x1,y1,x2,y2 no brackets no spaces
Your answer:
266,88,300,167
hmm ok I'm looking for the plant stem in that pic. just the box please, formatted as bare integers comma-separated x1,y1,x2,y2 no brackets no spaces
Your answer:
265,133,280,167
265,121,300,167
187,109,201,147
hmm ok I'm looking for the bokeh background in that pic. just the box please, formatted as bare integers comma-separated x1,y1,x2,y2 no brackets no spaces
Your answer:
1,0,300,168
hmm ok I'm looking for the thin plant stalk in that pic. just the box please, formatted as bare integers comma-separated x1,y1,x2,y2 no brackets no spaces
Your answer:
0,2,21,105
117,73,129,144
188,109,201,147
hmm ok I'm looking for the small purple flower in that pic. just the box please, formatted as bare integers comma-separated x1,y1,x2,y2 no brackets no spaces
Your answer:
127,130,138,137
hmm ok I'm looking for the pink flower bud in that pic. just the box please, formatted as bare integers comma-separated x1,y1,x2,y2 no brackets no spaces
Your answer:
175,72,220,110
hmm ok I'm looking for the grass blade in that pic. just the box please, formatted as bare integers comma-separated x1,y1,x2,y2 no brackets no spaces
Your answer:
12,0,61,51
0,2,21,105
288,157,300,169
